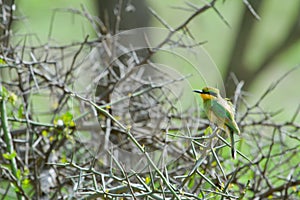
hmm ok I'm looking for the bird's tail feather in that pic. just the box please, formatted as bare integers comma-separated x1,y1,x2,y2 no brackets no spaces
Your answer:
230,131,236,159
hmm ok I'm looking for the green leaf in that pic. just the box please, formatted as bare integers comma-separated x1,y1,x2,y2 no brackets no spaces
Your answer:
12,183,20,192
62,111,73,124
0,58,6,64
16,169,21,180
145,176,151,185
8,92,17,105
198,192,204,198
18,104,24,118
42,130,48,137
204,126,213,135
22,179,31,188
1,86,8,98
24,167,30,176
60,153,67,164
55,112,76,128
2,151,17,160
69,120,76,128
2,153,10,160
187,174,195,189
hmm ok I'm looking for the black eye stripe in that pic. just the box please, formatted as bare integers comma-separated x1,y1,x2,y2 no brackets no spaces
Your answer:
202,91,217,97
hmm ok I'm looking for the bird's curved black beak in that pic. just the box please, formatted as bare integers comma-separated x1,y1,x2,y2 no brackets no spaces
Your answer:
193,90,203,94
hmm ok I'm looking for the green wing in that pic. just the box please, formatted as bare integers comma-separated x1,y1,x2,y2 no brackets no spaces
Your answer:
210,100,240,134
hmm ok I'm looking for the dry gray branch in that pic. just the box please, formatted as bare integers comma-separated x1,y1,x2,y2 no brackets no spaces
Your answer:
0,1,299,199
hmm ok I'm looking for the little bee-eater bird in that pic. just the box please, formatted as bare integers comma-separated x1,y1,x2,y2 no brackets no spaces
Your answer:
193,87,240,159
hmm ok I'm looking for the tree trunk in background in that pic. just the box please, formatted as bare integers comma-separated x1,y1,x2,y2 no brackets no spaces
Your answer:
224,0,300,96
224,0,262,96
0,0,14,50
96,0,150,33
0,0,14,80
94,1,152,144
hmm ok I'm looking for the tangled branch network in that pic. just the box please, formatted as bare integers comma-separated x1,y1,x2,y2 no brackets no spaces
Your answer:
1,1,300,199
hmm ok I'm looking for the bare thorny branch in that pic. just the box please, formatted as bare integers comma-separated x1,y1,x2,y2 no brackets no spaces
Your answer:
0,1,299,199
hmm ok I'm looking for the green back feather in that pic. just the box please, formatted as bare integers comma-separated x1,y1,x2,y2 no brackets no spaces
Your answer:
204,99,239,134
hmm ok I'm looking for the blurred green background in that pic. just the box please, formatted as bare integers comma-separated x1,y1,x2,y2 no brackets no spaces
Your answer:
15,0,300,120
2,1,299,198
